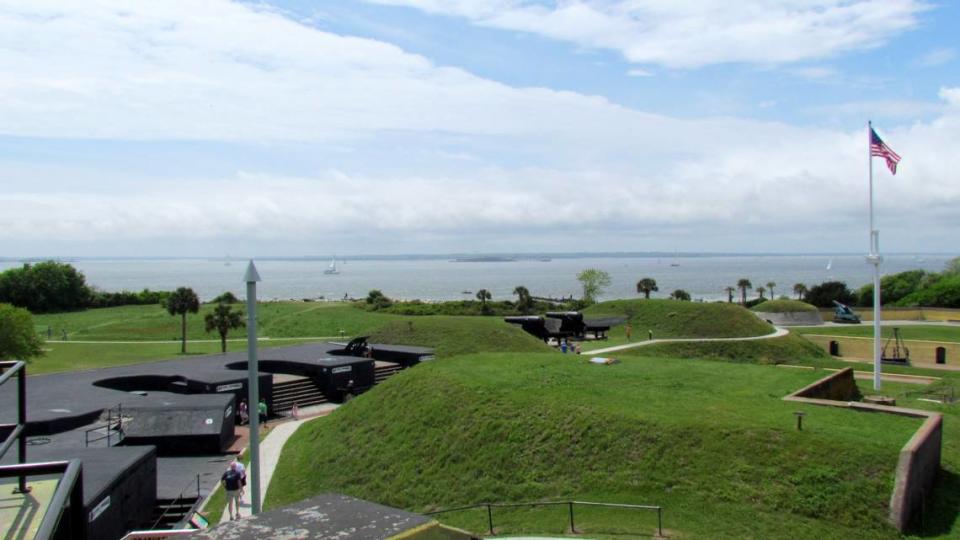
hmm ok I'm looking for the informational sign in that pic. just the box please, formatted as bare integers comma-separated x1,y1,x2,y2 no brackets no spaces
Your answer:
224,405,233,419
216,382,243,392
332,366,352,374
89,495,110,522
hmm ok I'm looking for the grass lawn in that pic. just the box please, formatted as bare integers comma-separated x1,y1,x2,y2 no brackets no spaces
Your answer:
368,316,551,357
267,353,926,539
620,333,830,365
581,299,774,350
26,338,318,375
795,325,960,344
752,299,819,313
31,302,394,342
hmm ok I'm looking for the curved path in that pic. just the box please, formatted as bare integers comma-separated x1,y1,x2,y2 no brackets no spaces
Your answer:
584,327,790,356
219,404,340,523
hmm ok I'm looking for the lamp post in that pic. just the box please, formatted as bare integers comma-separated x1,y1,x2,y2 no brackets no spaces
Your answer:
244,260,262,514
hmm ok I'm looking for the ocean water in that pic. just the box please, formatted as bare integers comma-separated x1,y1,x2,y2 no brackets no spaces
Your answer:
0,254,951,303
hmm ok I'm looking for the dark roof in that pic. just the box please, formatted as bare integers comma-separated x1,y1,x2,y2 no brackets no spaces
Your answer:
189,493,434,540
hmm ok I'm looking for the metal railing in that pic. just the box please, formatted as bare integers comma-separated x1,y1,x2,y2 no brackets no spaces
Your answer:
0,459,86,540
425,500,663,537
150,473,202,530
84,403,125,447
0,360,28,493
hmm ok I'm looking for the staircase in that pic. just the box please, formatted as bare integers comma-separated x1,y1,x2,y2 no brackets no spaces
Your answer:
149,496,200,530
271,376,328,415
375,363,404,384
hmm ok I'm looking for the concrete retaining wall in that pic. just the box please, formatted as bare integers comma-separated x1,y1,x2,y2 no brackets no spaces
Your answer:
804,334,959,368
889,414,943,531
783,368,943,532
755,310,824,326
817,307,960,322
786,367,858,401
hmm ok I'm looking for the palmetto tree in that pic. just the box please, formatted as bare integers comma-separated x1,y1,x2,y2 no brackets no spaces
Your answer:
766,281,776,299
205,302,245,353
513,286,532,314
736,279,752,305
165,287,200,354
636,278,659,299
756,286,766,299
476,289,491,306
793,283,808,300
724,286,736,303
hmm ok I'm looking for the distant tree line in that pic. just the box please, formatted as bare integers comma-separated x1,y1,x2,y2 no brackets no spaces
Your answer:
0,261,171,313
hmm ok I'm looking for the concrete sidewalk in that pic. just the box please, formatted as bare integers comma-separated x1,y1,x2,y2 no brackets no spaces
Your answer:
584,326,790,356
220,403,339,523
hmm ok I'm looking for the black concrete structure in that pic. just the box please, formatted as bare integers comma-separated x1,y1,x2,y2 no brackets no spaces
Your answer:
188,493,475,540
122,396,235,455
4,446,157,540
329,336,436,367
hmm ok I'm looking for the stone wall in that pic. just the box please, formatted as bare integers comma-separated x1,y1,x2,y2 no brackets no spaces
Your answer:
755,310,823,326
889,414,943,531
804,334,959,368
785,367,858,401
783,368,943,532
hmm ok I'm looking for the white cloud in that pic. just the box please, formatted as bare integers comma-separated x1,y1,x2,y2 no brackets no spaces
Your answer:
367,0,928,68
805,99,945,119
626,68,652,77
0,1,957,255
918,47,955,67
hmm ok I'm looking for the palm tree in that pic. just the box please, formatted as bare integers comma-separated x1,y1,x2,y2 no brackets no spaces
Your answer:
756,286,766,299
513,286,532,314
165,287,200,354
736,279,752,305
670,289,691,301
766,281,776,299
205,302,245,353
793,283,808,300
476,289,492,313
724,286,736,303
636,278,659,299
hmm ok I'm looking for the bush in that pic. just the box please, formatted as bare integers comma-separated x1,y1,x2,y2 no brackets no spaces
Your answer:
894,274,960,308
0,261,92,313
0,303,44,360
856,270,926,307
89,288,171,308
804,281,855,308
212,291,240,304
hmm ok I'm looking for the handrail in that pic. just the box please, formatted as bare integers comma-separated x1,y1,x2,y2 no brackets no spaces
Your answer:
0,360,27,493
84,403,125,447
424,499,662,537
0,459,86,540
150,473,202,530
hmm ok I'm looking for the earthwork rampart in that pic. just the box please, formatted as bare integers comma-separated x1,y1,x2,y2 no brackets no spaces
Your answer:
783,368,943,532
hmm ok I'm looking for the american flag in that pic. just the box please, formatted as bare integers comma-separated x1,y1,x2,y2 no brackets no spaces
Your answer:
870,127,901,175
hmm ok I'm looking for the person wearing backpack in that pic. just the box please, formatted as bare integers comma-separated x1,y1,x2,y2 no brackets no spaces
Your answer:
221,463,243,520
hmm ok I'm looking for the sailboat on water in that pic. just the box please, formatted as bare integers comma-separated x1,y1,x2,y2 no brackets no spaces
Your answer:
324,257,340,275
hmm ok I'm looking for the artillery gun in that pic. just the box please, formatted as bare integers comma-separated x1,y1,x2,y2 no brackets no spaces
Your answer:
832,300,861,324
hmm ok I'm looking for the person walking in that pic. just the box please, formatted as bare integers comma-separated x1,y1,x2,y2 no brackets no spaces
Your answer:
625,323,633,342
231,459,247,498
258,399,268,424
221,462,243,521
238,399,249,425
291,402,300,420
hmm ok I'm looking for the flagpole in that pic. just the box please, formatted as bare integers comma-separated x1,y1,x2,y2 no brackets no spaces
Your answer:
868,120,882,391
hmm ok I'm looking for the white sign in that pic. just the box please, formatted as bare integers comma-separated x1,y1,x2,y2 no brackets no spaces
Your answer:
89,496,110,522
216,382,243,392
224,405,233,419
332,366,352,374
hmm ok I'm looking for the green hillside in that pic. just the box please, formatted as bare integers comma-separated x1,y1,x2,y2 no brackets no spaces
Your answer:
752,299,819,313
368,316,551,357
581,299,773,349
623,334,829,365
268,353,919,539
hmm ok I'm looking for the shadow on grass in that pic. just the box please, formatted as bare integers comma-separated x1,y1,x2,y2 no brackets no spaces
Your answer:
913,468,960,537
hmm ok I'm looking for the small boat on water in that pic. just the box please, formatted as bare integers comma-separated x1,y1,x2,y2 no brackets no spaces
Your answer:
324,258,340,275
461,290,473,295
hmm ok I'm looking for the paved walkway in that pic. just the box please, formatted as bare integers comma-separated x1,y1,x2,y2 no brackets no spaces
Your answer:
220,404,339,523
584,327,790,356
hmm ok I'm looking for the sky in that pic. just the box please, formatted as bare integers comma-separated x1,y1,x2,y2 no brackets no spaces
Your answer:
0,0,957,257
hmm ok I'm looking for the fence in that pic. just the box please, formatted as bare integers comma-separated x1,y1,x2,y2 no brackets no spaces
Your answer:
425,500,662,537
